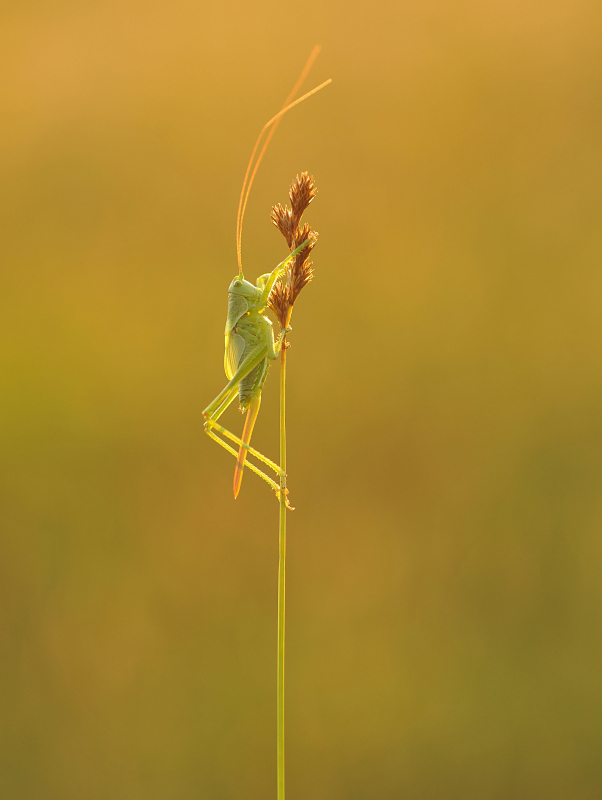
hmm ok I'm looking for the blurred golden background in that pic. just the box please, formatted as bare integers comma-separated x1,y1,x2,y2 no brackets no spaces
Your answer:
2,0,602,797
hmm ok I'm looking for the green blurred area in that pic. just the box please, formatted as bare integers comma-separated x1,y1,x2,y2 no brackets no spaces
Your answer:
1,0,602,797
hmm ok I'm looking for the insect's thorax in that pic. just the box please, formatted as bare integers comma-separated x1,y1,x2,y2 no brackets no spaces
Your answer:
234,312,271,347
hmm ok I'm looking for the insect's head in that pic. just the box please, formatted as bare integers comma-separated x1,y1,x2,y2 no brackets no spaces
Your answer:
228,275,260,302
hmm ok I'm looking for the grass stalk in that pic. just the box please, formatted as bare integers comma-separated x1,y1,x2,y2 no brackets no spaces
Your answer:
269,172,318,800
277,316,290,800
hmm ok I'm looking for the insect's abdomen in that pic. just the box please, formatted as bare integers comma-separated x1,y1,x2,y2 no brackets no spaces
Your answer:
239,357,268,412
233,314,270,412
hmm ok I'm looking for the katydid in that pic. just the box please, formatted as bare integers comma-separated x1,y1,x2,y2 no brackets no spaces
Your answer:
202,240,309,500
202,59,329,501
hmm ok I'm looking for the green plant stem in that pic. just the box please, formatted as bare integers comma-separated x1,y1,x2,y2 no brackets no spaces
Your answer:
277,331,288,800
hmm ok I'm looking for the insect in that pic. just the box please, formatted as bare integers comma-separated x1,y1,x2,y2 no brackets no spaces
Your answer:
202,50,330,501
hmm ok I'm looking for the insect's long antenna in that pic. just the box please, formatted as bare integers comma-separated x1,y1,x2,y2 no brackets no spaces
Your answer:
238,81,331,254
235,47,331,273
236,46,320,262
236,46,321,275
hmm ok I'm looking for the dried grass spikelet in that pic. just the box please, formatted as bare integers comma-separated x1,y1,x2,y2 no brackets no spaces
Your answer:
269,172,318,329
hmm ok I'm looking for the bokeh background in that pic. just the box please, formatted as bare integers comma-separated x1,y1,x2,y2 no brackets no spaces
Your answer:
2,0,602,797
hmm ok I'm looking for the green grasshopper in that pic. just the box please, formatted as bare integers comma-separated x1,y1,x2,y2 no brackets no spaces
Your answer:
202,240,309,501
202,57,329,502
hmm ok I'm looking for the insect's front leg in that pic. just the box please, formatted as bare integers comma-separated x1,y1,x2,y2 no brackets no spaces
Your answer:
267,325,293,360
256,239,312,307
256,264,289,308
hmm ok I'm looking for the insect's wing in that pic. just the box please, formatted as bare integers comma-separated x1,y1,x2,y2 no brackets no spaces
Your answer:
225,293,248,334
224,330,246,379
224,292,249,378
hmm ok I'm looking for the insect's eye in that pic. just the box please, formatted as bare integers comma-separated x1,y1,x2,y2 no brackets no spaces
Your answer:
234,280,242,287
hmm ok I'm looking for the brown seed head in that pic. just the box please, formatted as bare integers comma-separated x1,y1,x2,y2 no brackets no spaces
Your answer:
268,174,319,328
289,172,317,231
270,204,295,249
290,224,316,303
268,281,292,329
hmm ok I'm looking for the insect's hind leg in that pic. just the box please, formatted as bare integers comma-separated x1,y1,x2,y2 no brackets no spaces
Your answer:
203,385,284,479
202,342,267,420
205,416,284,478
206,421,294,508
205,425,283,496
202,344,290,503
206,385,239,424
